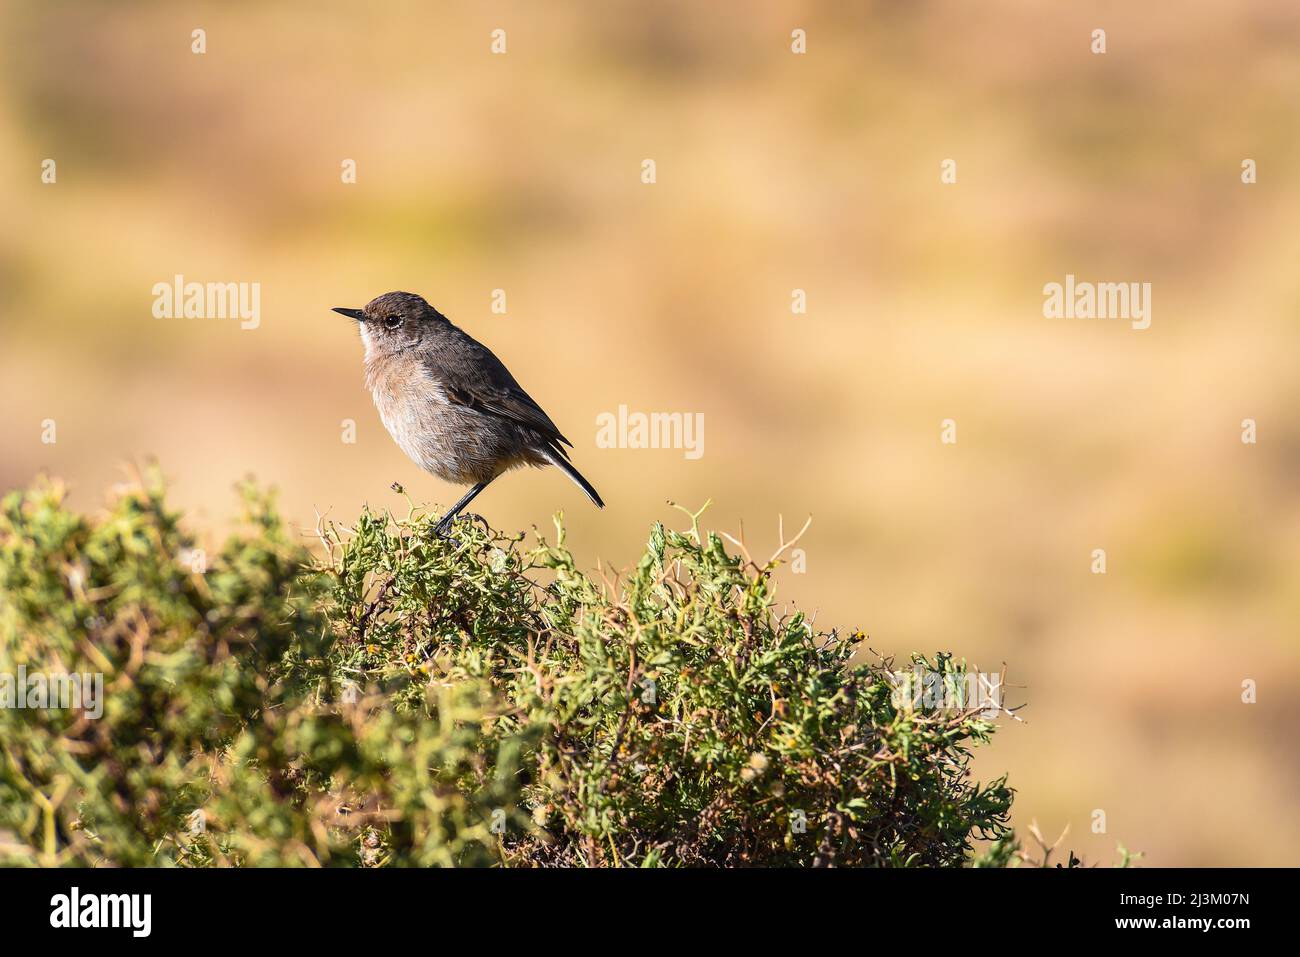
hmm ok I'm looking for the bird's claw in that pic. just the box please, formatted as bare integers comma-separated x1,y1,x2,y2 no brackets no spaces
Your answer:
432,511,489,541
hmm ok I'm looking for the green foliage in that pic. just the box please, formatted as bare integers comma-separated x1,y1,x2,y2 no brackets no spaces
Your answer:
0,473,1017,866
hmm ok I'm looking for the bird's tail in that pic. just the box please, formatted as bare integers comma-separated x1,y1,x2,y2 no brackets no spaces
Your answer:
543,445,605,508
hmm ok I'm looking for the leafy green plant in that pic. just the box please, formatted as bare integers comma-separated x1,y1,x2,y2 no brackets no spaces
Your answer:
0,471,1018,866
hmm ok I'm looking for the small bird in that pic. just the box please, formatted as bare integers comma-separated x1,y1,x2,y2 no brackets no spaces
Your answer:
332,291,604,535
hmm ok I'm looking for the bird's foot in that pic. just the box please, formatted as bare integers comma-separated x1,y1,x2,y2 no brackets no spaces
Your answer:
432,511,489,541
461,512,491,533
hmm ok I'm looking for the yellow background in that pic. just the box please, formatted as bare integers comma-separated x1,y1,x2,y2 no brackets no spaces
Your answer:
3,1,1298,865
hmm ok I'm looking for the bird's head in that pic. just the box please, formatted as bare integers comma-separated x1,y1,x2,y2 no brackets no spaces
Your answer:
332,291,447,354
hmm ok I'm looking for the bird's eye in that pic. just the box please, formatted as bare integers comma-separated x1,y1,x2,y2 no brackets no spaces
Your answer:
384,315,403,330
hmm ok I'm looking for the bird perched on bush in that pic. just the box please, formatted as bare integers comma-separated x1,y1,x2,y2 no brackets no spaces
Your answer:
332,291,604,534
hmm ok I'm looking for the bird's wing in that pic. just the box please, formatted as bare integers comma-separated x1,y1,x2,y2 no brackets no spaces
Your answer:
427,329,574,449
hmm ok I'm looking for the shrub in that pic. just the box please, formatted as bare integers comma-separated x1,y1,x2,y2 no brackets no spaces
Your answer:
0,471,1015,866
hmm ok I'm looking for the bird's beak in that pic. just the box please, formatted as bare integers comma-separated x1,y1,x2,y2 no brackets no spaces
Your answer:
332,307,365,321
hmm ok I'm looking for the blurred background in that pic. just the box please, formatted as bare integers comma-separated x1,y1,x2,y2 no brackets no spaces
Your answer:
3,0,1299,865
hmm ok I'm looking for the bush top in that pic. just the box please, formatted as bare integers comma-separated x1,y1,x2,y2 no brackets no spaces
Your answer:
0,473,1015,867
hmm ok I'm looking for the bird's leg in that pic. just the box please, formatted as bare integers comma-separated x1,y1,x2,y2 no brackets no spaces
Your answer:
433,480,492,537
